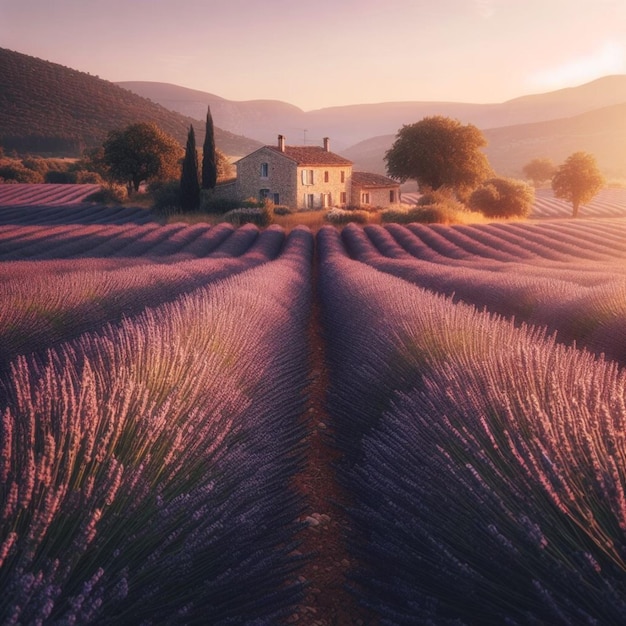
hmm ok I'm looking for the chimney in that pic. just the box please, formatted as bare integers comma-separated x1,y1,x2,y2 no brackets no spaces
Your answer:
323,137,330,152
278,134,285,152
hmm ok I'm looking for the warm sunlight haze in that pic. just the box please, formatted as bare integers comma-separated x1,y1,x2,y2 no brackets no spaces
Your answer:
2,1,626,624
1,0,625,109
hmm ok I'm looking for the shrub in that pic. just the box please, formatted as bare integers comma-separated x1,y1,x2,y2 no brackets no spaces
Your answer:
469,177,535,218
382,203,458,224
44,169,77,184
150,179,181,213
273,205,293,216
325,207,369,225
0,163,44,183
75,170,105,185
21,156,49,175
200,194,260,214
222,205,273,227
85,183,127,204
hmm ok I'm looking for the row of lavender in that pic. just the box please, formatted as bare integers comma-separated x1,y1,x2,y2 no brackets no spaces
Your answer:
0,224,287,371
531,187,626,219
0,228,313,624
319,225,626,624
0,184,102,207
0,220,267,260
0,184,152,225
341,221,626,364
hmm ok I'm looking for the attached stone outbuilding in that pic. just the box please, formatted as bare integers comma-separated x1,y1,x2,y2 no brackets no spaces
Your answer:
350,171,401,209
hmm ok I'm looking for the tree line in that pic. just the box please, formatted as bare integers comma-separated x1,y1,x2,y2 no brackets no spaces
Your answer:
384,116,605,218
82,106,229,209
2,109,604,220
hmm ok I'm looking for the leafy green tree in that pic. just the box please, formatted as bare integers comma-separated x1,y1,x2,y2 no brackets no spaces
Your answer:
551,152,605,218
202,106,217,189
180,125,200,212
468,177,535,219
216,148,234,182
103,122,182,194
0,162,43,183
385,116,492,198
79,146,109,178
522,157,557,187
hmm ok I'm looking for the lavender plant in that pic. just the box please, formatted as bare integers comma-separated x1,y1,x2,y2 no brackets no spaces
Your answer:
318,224,626,623
0,227,313,624
0,226,287,370
340,223,626,364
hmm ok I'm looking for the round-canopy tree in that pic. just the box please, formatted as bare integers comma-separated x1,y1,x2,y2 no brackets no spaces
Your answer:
522,157,557,187
551,151,605,218
385,116,493,199
468,177,535,219
216,148,235,182
103,122,183,194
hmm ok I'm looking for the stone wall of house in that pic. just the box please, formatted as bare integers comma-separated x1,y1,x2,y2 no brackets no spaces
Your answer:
209,180,237,202
234,147,298,207
295,166,352,210
352,186,401,209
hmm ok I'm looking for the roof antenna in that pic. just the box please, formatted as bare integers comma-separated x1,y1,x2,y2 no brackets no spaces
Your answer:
303,129,308,145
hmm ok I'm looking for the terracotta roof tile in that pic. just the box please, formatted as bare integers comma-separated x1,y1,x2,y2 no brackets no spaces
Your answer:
352,171,400,187
267,145,353,166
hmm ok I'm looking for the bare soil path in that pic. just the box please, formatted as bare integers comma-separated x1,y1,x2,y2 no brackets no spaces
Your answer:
288,261,378,626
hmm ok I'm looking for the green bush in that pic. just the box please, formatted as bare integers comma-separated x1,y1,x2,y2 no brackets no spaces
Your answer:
21,157,49,175
85,183,127,204
75,170,105,184
222,205,273,227
325,208,369,225
200,193,260,214
382,204,457,224
273,205,293,216
469,177,534,218
150,180,181,213
417,188,466,212
44,170,77,184
0,163,44,183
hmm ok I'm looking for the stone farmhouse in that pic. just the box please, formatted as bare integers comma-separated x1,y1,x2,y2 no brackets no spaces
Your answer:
216,135,401,211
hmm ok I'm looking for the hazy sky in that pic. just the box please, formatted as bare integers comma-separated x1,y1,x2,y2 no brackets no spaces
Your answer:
1,0,625,110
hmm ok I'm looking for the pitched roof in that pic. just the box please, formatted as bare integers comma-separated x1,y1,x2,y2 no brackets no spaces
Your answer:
352,171,400,188
266,145,353,166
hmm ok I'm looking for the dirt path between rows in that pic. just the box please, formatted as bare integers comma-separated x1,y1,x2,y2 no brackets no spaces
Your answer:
287,261,378,626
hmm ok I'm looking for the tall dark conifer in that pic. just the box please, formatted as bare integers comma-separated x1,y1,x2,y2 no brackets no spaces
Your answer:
180,125,200,211
202,105,217,189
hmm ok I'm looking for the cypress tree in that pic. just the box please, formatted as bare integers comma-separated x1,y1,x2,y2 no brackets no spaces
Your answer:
202,105,217,189
180,125,200,211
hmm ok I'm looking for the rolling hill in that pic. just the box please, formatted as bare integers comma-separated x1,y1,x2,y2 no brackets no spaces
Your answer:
0,48,261,157
483,102,626,178
120,76,626,151
116,81,306,147
341,102,626,179
2,45,624,178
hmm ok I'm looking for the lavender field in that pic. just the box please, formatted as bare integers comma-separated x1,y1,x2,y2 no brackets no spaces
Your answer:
2,185,626,624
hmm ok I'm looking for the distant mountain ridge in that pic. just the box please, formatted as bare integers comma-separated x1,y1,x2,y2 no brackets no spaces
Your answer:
1,46,624,178
0,48,261,156
119,76,626,151
342,102,626,179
